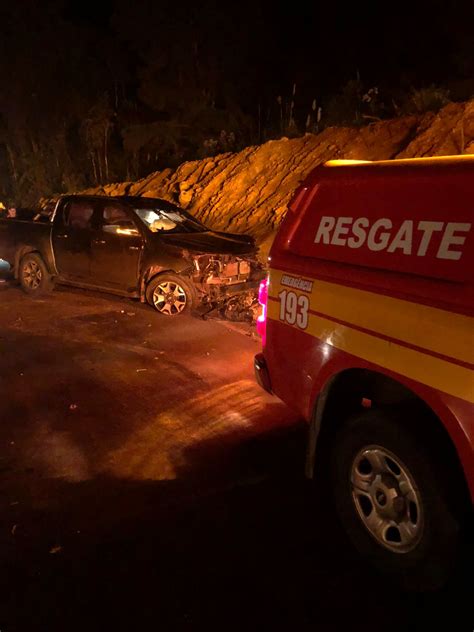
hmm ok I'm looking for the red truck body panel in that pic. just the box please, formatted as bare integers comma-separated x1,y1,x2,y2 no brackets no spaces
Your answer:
261,156,474,501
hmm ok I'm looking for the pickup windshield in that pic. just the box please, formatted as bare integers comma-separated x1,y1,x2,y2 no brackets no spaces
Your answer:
133,206,207,234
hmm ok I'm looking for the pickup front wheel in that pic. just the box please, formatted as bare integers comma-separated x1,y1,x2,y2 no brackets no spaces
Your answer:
19,253,54,295
146,273,195,316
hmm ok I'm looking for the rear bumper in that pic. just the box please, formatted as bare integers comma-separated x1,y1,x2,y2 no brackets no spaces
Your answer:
254,353,272,393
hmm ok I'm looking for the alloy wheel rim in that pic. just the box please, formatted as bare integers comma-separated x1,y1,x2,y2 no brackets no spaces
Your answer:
23,261,42,290
350,445,424,553
153,281,187,315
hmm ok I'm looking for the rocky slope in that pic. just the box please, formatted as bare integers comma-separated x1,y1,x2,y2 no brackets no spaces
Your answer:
87,100,474,257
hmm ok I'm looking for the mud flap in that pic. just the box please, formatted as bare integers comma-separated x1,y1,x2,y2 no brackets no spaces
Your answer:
305,384,332,479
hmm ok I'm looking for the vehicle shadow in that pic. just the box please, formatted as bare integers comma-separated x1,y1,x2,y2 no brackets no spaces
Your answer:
1,262,257,330
0,436,471,632
0,331,471,632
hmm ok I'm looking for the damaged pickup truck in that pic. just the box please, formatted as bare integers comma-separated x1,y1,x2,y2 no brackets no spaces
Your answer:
0,195,264,316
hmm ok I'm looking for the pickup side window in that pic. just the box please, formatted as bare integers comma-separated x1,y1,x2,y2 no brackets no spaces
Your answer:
64,201,94,230
100,204,140,236
103,204,131,226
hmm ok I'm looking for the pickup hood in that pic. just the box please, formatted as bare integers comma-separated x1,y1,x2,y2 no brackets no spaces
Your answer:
158,231,256,256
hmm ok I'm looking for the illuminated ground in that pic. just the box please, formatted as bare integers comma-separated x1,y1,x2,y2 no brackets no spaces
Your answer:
0,264,471,630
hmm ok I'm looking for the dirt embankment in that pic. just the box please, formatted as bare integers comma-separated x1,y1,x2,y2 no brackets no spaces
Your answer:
87,100,474,255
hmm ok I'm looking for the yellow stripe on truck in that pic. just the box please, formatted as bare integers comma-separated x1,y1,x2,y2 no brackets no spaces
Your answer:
266,299,474,404
269,269,474,366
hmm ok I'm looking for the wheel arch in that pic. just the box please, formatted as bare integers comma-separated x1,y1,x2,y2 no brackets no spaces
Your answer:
140,266,174,301
140,264,193,301
306,368,471,506
14,246,52,278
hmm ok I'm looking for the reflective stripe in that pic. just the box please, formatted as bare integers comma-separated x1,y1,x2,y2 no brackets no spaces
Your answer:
267,270,474,404
269,269,473,366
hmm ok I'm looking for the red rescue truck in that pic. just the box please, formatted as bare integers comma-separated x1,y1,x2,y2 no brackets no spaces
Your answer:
255,155,473,588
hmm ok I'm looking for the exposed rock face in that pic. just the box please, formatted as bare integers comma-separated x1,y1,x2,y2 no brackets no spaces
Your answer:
86,100,474,254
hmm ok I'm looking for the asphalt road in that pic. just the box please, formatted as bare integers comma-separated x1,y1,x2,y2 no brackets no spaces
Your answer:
0,261,471,631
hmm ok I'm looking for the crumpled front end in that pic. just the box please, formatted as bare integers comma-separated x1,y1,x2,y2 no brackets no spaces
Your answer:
150,233,266,318
192,253,264,298
188,253,265,319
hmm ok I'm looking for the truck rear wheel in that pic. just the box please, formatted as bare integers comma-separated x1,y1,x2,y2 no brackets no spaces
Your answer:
330,408,463,590
19,253,54,295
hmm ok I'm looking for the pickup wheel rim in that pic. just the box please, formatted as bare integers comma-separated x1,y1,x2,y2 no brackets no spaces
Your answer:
153,281,187,315
22,260,43,290
350,445,424,553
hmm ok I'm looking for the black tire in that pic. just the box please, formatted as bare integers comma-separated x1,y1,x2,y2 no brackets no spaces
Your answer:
146,273,195,316
331,408,463,590
18,252,54,296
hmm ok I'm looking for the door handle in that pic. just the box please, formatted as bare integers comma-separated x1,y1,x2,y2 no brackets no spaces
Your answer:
128,246,140,251
93,239,106,245
56,233,68,239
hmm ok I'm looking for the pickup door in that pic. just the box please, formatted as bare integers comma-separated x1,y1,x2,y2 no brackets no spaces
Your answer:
52,199,94,280
90,200,143,291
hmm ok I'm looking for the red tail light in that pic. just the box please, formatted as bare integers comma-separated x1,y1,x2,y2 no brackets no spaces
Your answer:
256,277,268,344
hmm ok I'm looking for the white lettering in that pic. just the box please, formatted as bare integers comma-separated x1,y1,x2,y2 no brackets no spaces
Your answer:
331,217,352,246
296,295,309,329
279,290,309,330
286,291,297,325
312,216,470,262
387,220,413,255
437,222,471,260
347,217,369,248
314,216,335,244
367,219,392,251
281,275,313,293
416,221,444,256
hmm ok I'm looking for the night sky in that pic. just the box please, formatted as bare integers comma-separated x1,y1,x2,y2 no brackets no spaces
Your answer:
0,0,473,203
62,0,474,96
